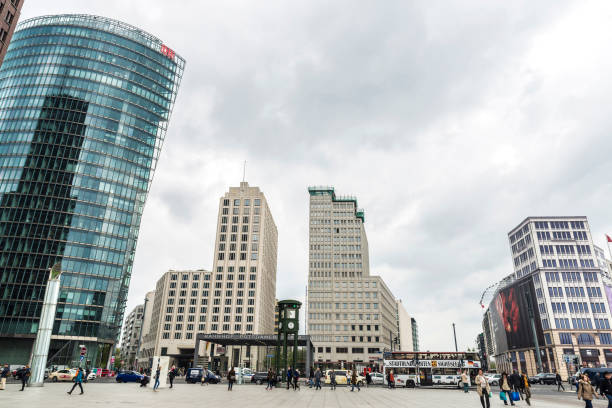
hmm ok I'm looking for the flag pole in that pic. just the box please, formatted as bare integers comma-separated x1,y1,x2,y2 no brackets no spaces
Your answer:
606,235,612,260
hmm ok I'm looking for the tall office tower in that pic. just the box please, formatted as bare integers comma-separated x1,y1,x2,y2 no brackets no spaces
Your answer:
140,270,211,369
0,0,24,67
410,317,419,351
209,182,278,368
488,216,612,377
0,15,185,366
395,299,413,352
119,304,144,368
135,290,155,370
307,186,397,369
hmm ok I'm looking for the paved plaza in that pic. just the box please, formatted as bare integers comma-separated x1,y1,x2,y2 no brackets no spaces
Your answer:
0,382,603,407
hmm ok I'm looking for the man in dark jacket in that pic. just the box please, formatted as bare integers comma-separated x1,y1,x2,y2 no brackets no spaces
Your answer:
510,370,522,399
286,367,293,390
600,371,612,405
18,365,30,391
168,365,177,389
556,372,565,391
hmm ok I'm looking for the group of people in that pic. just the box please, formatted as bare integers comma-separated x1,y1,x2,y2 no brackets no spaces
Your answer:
152,364,178,391
476,370,531,407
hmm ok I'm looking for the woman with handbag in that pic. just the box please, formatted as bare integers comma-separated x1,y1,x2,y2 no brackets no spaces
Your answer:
500,372,515,406
227,368,236,391
475,370,491,408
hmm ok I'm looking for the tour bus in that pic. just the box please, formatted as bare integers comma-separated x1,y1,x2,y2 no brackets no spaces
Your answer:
383,351,481,388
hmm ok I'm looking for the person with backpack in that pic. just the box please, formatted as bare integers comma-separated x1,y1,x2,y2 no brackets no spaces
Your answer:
520,372,532,406
286,367,293,390
168,365,177,389
67,367,84,395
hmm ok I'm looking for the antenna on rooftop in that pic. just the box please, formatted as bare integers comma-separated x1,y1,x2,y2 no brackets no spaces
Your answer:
242,160,246,183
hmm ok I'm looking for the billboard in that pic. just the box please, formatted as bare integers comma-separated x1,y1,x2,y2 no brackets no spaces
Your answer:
490,277,544,354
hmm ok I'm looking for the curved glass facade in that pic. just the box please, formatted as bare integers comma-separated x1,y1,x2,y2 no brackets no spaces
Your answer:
0,14,184,366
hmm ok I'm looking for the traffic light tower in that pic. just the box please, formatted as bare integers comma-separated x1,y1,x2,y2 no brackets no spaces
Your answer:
276,300,301,382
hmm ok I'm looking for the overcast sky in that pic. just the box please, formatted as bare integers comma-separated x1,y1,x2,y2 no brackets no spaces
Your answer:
22,0,612,351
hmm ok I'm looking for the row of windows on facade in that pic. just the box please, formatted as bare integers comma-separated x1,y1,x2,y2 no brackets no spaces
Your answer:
534,220,586,230
311,227,362,234
161,325,254,339
309,323,380,332
309,292,379,301
539,244,592,256
540,286,604,298
332,336,380,344
309,280,378,289
167,281,257,294
310,219,362,226
307,309,381,322
538,259,595,268
542,301,608,315
309,262,364,269
545,317,611,330
310,253,363,260
222,206,261,216
310,271,365,278
223,198,261,207
514,247,594,267
543,271,599,283
536,230,588,241
163,305,256,320
316,346,380,354
559,332,612,345
166,291,257,306
310,244,363,251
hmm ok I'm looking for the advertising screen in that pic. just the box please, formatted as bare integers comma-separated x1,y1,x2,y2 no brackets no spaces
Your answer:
490,277,544,353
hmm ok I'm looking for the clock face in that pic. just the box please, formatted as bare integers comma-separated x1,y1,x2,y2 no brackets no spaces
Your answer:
287,310,296,319
288,322,295,330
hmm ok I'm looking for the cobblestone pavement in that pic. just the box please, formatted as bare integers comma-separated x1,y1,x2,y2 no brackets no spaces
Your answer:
0,382,602,407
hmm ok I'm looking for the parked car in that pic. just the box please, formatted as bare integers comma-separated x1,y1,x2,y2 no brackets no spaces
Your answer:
370,372,385,385
87,371,96,381
100,368,114,377
325,369,349,385
185,368,221,384
251,371,269,385
485,373,501,386
49,369,76,382
529,373,557,385
116,370,144,383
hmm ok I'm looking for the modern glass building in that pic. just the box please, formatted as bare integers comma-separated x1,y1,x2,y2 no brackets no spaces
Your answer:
0,14,185,367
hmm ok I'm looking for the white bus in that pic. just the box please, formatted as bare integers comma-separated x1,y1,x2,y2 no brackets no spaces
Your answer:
383,351,482,388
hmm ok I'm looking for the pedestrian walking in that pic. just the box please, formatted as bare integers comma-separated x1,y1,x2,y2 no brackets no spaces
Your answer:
314,368,322,390
365,371,371,388
500,372,515,406
599,371,612,407
520,372,532,406
475,369,491,408
168,365,177,389
308,368,314,388
330,370,337,390
286,367,293,390
350,371,361,392
266,368,275,390
227,368,236,391
509,370,522,399
556,372,565,392
153,365,161,391
462,371,470,393
293,368,300,390
18,365,30,391
67,367,84,395
388,370,395,389
578,374,595,408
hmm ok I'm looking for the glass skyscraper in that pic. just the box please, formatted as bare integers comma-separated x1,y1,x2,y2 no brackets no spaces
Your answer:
0,14,184,366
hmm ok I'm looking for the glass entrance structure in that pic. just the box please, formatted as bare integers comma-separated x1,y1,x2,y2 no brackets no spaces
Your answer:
0,14,185,366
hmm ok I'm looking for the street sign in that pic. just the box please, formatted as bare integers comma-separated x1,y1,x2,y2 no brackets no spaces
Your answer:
80,355,84,361
266,354,274,358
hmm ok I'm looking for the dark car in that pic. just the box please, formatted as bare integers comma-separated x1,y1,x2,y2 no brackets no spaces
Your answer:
116,370,144,383
529,373,557,385
251,371,269,385
576,368,609,387
185,367,221,384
